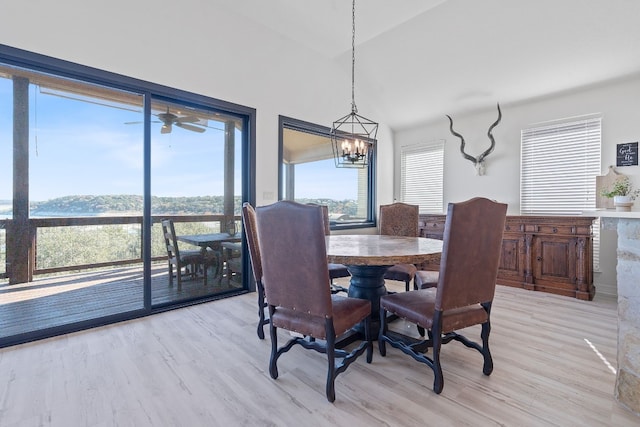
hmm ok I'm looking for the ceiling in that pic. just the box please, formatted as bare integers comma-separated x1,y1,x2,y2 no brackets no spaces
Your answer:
221,0,640,129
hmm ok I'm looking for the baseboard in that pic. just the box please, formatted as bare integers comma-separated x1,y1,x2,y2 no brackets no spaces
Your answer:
595,282,617,298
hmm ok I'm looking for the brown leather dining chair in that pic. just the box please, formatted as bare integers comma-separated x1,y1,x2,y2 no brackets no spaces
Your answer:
241,202,268,339
245,201,350,340
161,218,211,288
379,202,419,291
317,204,350,294
255,200,373,402
378,197,507,394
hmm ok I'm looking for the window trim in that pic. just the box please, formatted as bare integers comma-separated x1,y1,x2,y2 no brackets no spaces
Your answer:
278,115,376,230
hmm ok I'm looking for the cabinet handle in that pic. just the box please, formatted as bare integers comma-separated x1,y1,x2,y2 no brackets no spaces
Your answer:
536,256,542,262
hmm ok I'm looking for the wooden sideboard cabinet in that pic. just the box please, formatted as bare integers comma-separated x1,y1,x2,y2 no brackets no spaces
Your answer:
418,214,596,300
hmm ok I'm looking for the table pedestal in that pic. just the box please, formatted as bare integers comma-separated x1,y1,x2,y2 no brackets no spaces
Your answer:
346,265,390,333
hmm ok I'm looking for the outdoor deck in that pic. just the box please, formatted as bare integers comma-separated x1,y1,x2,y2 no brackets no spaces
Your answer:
0,264,243,340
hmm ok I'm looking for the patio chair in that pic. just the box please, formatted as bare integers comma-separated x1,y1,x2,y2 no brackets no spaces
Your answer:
222,241,242,287
161,219,211,287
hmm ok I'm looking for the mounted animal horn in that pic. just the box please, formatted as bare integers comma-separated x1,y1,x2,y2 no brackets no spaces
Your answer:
446,103,502,176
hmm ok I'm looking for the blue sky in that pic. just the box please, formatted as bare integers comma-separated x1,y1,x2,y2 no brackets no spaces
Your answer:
291,158,359,200
1,76,358,203
0,78,240,201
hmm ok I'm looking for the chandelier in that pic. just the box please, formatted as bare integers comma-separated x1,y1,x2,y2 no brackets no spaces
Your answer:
331,0,378,168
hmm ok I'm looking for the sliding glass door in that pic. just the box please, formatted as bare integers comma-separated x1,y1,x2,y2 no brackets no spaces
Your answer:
149,97,244,307
0,45,254,347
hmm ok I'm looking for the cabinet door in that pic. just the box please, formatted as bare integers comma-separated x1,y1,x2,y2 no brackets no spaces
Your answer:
497,233,525,287
532,235,577,294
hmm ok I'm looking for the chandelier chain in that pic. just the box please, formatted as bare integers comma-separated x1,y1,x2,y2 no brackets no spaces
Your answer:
351,0,357,114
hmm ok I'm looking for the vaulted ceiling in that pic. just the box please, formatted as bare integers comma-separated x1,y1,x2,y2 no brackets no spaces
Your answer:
222,0,640,129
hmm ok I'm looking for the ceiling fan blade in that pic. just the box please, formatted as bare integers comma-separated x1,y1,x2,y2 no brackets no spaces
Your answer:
125,120,161,125
176,122,206,133
176,115,200,124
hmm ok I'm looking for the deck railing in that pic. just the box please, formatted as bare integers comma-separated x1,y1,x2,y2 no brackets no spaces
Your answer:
1,214,239,283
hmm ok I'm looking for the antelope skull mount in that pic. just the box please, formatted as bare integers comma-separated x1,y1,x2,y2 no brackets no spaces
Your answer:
446,103,502,176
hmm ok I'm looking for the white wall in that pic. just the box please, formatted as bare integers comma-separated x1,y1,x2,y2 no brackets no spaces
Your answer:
394,75,640,295
0,0,394,217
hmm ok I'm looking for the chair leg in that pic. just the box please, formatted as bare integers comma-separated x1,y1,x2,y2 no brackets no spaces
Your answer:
481,302,494,375
432,315,444,394
378,306,388,356
203,261,208,286
268,309,279,380
177,265,183,288
364,315,373,363
325,320,336,403
168,263,174,286
481,320,493,375
257,282,266,340
432,333,444,394
405,279,410,292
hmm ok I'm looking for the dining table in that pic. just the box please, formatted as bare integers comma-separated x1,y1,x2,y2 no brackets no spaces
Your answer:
177,232,242,283
326,234,443,335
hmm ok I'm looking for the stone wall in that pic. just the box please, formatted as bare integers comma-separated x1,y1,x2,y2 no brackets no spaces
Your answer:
603,216,640,415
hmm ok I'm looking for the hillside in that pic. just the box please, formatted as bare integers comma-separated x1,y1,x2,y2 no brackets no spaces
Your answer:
1,195,359,216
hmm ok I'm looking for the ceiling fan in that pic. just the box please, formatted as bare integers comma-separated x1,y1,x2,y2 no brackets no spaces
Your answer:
125,108,208,134
157,109,206,134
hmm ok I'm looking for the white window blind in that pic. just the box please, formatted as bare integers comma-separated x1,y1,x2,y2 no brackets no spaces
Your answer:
400,140,444,213
520,116,601,269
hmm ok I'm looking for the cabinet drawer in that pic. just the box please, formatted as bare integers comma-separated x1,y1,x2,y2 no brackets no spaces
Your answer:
504,223,524,233
524,224,577,235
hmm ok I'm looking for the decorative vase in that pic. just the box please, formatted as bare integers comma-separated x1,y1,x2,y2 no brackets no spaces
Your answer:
614,195,634,212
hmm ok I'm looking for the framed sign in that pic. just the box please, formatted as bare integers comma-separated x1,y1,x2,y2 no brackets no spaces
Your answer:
617,142,638,167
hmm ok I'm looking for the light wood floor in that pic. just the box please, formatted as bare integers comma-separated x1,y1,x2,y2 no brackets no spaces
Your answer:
0,281,638,426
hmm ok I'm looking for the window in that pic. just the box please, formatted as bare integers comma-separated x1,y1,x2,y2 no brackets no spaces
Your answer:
279,116,375,229
520,116,601,268
400,140,445,213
